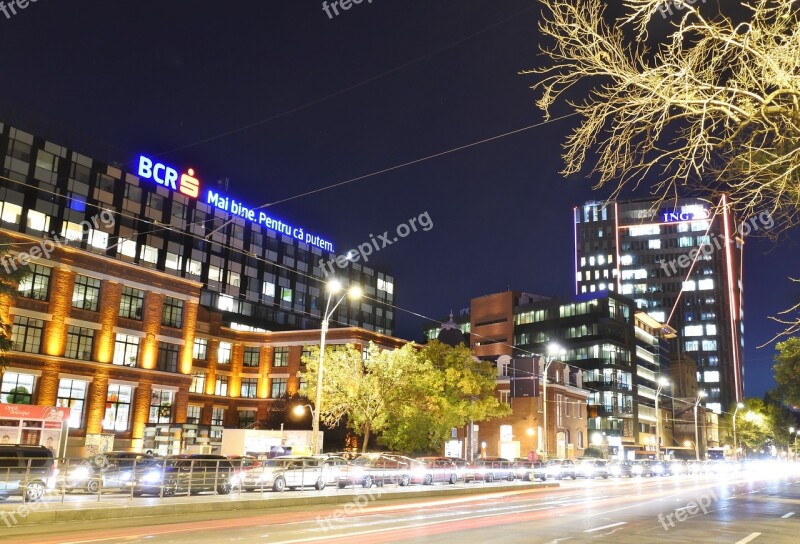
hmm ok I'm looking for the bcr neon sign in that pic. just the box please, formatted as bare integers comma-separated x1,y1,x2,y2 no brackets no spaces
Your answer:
137,155,199,198
135,154,334,252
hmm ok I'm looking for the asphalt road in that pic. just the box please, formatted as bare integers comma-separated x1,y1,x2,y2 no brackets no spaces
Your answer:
1,471,798,543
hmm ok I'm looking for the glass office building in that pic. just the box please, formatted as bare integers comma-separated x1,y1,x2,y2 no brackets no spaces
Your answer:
0,121,395,334
573,197,744,414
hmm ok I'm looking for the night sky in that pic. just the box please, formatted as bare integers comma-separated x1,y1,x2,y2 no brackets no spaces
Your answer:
1,1,797,398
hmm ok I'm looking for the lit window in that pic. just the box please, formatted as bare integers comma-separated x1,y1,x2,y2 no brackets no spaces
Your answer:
648,239,661,249
280,287,292,303
103,385,133,432
620,255,633,266
119,239,137,258
87,229,109,249
187,258,203,276
189,372,206,394
139,244,158,264
148,389,174,424
682,280,696,291
1,372,35,404
72,275,100,311
702,340,717,351
217,295,235,312
698,279,714,290
11,316,44,353
621,284,633,295
208,265,223,282
270,378,287,398
684,325,704,336
679,237,694,248
704,371,720,383
61,221,85,242
228,271,240,287
1,202,22,224
628,225,660,236
165,252,182,271
218,342,232,364
57,379,88,428
26,210,49,232
113,334,139,367
580,257,586,266
685,341,699,351
262,281,275,298
212,407,225,425
193,338,208,360
215,376,228,396
598,255,606,265
18,264,51,300
706,324,717,335
273,347,289,367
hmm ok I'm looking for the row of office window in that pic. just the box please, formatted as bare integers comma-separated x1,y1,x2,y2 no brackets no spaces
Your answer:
10,316,183,372
0,372,175,432
191,338,289,368
189,372,290,399
17,264,185,328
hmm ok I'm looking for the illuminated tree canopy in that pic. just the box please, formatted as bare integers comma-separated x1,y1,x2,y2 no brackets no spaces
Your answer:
529,0,800,227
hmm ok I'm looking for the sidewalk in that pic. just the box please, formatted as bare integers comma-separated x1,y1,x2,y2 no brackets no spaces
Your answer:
0,481,558,526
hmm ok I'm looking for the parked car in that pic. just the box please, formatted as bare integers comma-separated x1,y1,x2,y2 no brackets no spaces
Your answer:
125,454,235,496
0,445,57,502
415,457,459,485
576,459,609,479
544,459,576,480
463,457,516,483
630,460,655,477
649,460,668,476
607,460,634,478
337,454,415,488
666,460,688,476
240,455,328,492
686,460,706,475
65,452,158,493
446,457,469,480
312,455,351,485
512,459,535,481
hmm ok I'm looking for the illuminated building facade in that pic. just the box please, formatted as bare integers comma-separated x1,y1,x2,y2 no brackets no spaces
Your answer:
0,121,396,335
0,120,404,456
574,197,745,414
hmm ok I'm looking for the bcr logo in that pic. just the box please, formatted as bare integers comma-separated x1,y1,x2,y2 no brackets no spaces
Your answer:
137,155,200,198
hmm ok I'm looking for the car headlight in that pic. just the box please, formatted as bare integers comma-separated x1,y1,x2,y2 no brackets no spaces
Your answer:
653,465,663,473
70,466,91,480
120,471,132,482
142,471,163,483
610,466,620,475
632,466,642,474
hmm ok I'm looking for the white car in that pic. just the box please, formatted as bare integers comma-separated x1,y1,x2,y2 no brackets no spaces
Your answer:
241,456,328,492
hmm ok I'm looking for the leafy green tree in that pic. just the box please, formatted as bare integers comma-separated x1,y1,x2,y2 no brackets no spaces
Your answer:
380,342,511,453
773,337,800,406
301,343,391,452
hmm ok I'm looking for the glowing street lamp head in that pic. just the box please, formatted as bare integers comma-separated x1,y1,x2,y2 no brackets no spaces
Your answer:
684,440,692,448
698,390,707,399
293,405,308,417
736,402,745,409
547,343,565,357
526,428,535,436
658,377,670,387
347,285,363,299
327,279,343,294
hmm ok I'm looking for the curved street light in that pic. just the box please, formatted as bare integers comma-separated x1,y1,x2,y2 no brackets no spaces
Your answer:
543,343,566,461
311,280,362,455
694,391,707,461
655,377,670,461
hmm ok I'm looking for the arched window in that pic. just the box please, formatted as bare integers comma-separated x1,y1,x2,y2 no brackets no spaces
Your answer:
577,431,584,449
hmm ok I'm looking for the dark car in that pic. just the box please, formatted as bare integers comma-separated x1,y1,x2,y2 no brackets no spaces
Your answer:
649,460,668,476
607,460,634,478
576,459,609,479
126,454,235,496
0,445,57,502
544,459,576,480
415,457,459,485
464,457,516,483
65,452,158,493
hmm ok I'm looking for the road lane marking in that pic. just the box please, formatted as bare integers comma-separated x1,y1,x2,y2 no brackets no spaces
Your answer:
735,533,762,544
781,512,794,519
584,522,626,533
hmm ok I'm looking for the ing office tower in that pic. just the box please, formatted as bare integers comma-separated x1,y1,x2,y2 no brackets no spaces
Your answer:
574,197,744,414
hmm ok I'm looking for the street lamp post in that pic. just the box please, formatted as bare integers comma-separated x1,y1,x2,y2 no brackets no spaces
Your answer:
693,391,707,461
655,377,669,461
733,402,745,460
311,280,362,455
543,343,565,461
